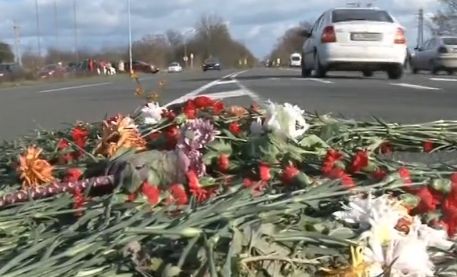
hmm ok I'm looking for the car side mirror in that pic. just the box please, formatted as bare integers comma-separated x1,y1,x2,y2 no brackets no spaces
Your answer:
300,29,312,38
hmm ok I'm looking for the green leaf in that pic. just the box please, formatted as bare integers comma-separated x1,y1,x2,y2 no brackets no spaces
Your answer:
299,134,329,149
118,163,143,193
207,140,233,154
328,227,355,239
202,152,218,166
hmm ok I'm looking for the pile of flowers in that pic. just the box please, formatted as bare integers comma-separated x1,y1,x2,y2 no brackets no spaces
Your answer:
0,94,457,276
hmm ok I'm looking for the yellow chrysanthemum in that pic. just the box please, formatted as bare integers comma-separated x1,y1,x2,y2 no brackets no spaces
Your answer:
18,146,55,189
95,115,146,158
321,246,372,277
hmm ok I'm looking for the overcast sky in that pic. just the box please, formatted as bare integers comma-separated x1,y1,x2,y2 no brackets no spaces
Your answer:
0,0,443,59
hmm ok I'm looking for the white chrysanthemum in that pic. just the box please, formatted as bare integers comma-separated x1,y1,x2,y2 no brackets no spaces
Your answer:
264,100,309,140
364,232,435,277
334,194,408,230
141,102,163,125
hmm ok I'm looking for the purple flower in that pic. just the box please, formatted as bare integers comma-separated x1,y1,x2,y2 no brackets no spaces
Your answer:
176,119,217,177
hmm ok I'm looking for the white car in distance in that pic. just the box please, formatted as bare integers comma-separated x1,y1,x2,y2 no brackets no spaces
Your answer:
301,7,407,79
167,62,183,73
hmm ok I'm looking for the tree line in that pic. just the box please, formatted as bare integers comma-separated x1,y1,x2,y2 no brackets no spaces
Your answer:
1,15,256,71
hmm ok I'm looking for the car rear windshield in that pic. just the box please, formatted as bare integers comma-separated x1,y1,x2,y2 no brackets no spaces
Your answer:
443,38,457,45
291,57,300,61
332,9,393,23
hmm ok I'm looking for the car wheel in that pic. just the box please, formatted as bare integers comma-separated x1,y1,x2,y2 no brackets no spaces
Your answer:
313,52,326,78
431,60,440,75
447,70,454,75
387,64,403,80
362,71,373,77
411,66,418,74
301,59,311,77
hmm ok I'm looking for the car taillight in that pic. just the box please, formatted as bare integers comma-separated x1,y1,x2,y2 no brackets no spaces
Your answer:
394,28,406,44
438,46,448,53
321,26,336,43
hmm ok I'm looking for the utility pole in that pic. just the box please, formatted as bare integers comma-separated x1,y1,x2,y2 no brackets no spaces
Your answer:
13,21,22,66
73,0,79,62
34,0,41,57
128,0,133,74
417,8,424,48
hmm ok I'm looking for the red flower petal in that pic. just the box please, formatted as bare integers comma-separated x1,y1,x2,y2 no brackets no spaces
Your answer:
423,140,434,153
217,154,230,172
141,182,161,205
57,138,70,150
169,184,188,205
72,187,85,217
259,162,271,182
372,167,387,181
281,164,300,184
399,167,412,187
194,96,214,108
183,100,197,119
410,187,441,215
243,178,255,188
212,101,225,114
228,122,241,135
71,126,89,149
64,168,83,182
380,141,393,155
186,170,201,189
350,150,369,173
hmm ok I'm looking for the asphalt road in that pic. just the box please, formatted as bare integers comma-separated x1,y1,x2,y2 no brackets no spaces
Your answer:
1,68,456,140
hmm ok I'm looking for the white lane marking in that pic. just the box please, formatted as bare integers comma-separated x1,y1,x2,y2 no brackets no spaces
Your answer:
230,70,249,79
234,80,262,104
306,78,333,84
215,80,237,85
430,77,457,82
199,89,247,99
164,70,246,107
268,77,280,80
38,82,112,93
390,83,441,91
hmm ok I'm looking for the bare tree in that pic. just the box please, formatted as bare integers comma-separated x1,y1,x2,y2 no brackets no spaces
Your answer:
432,0,457,35
268,22,312,65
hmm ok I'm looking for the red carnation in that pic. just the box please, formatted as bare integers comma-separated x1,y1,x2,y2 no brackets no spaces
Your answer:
194,96,214,108
57,138,70,150
243,178,255,188
380,141,393,155
410,186,441,215
162,110,176,120
341,174,355,189
259,162,271,182
217,154,230,172
372,167,387,181
212,101,225,114
141,182,161,205
127,193,138,202
183,100,197,119
350,150,369,173
228,122,241,135
164,125,179,149
423,140,434,153
399,167,412,187
322,149,343,175
64,168,83,182
451,173,457,184
281,164,300,184
169,184,189,205
71,126,89,149
186,170,209,203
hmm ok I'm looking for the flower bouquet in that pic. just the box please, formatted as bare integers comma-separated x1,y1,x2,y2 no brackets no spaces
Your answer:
1,91,457,276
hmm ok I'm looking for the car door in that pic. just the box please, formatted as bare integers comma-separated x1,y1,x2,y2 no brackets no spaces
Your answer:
423,39,437,70
303,13,325,68
415,40,430,69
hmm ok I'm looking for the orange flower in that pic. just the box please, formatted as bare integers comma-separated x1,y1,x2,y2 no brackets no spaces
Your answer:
227,105,248,117
96,115,147,157
18,146,55,188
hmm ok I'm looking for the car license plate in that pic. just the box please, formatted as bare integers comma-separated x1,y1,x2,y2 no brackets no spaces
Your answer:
351,33,382,41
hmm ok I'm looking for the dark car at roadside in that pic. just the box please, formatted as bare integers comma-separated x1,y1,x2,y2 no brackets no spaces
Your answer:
0,63,25,82
202,59,222,71
124,61,159,74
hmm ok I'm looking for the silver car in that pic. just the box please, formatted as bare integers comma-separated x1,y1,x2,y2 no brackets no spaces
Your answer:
410,36,457,75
